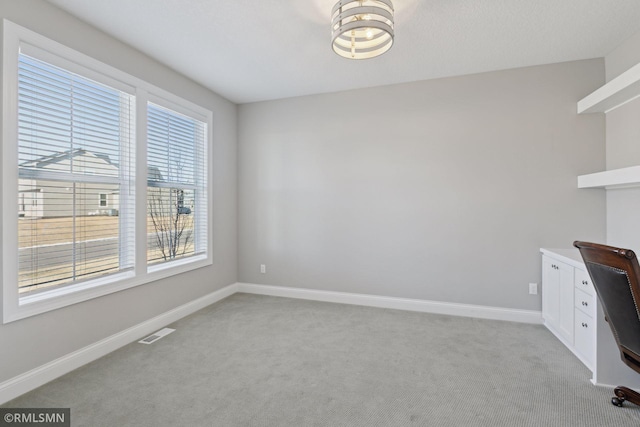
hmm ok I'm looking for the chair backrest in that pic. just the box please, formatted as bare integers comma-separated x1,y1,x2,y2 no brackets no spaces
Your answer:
573,241,640,374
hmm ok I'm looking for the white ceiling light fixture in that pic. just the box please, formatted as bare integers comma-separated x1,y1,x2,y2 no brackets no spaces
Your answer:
331,0,395,60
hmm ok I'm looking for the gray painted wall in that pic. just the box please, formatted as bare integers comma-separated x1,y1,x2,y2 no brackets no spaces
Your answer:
238,60,606,311
0,0,237,383
605,29,640,82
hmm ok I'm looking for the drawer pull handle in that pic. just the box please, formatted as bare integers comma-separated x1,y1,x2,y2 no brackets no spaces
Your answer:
582,280,588,285
582,322,588,328
582,301,588,306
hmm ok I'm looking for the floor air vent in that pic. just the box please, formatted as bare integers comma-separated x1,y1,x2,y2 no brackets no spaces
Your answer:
138,327,175,344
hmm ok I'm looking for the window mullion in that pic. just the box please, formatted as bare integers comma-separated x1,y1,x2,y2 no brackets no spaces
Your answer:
72,183,77,281
71,78,76,281
135,88,149,275
119,91,135,272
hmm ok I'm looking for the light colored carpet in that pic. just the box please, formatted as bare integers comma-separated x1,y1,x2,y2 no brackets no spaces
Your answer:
4,293,640,426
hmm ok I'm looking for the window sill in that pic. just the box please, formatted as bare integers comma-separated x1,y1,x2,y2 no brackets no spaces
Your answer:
4,255,211,323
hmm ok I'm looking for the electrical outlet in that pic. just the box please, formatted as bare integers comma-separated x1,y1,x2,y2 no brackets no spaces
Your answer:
260,264,266,274
529,283,538,295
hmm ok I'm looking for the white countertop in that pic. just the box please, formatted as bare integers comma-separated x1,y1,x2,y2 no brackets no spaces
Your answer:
540,248,585,269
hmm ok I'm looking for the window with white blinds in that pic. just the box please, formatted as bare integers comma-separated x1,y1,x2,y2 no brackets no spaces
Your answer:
2,21,212,323
17,53,135,293
147,102,207,266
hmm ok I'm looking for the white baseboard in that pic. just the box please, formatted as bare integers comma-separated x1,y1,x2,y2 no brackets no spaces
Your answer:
590,378,617,389
237,283,543,325
0,283,238,405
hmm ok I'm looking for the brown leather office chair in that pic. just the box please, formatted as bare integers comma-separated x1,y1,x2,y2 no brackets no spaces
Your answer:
573,241,640,407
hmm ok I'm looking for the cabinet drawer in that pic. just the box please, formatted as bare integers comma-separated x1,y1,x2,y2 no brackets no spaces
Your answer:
574,309,595,369
575,287,596,318
574,268,594,296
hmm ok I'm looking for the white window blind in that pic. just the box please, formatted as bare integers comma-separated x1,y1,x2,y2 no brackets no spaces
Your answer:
146,102,207,265
17,53,135,294
3,21,213,322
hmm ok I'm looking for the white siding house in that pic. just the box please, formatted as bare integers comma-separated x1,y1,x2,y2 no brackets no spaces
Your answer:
18,149,120,218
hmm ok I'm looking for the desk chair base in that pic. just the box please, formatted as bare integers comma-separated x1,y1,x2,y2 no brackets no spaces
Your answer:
612,386,640,407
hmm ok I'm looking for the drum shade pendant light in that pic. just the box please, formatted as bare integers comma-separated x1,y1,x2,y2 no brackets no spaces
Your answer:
331,0,394,60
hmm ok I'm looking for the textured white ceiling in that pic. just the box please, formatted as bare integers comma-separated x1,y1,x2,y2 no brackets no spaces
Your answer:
47,0,640,104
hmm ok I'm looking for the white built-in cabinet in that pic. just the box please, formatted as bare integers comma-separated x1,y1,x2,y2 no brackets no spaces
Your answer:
573,268,596,368
541,256,574,344
540,249,596,371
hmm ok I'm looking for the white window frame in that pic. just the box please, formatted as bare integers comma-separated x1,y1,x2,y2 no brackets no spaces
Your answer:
2,20,213,323
145,95,209,271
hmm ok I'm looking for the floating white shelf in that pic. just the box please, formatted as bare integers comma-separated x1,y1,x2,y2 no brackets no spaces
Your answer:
578,166,640,189
578,62,640,114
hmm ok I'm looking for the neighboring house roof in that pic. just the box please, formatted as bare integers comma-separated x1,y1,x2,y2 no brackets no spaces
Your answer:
20,148,165,181
148,166,163,182
19,148,118,169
